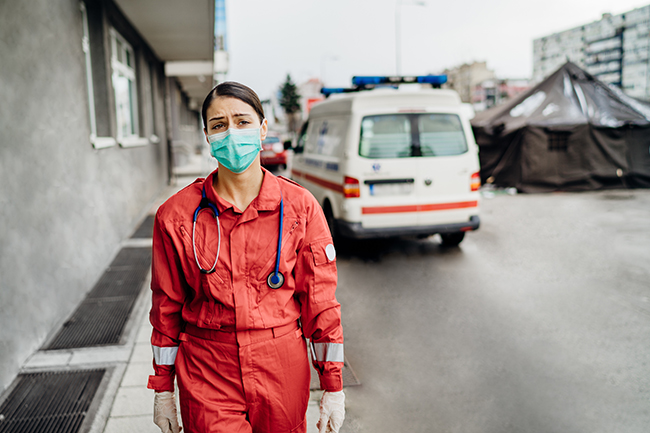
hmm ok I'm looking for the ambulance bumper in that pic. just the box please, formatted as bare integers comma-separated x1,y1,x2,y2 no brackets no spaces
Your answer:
336,215,480,239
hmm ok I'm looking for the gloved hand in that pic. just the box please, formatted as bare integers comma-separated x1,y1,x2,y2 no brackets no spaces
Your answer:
318,390,345,433
153,391,182,433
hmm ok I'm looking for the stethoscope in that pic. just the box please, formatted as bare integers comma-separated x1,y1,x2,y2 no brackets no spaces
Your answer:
192,186,285,289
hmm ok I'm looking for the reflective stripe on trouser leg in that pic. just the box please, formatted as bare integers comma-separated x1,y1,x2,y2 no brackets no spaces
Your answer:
311,342,344,362
152,346,178,365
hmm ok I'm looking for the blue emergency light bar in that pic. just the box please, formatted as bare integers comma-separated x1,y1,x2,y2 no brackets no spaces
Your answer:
352,75,447,87
320,87,357,96
321,75,448,97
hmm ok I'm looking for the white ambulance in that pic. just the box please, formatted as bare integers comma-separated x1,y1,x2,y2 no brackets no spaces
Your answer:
291,76,481,246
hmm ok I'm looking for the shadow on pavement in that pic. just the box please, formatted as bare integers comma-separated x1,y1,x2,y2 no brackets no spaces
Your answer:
335,235,463,262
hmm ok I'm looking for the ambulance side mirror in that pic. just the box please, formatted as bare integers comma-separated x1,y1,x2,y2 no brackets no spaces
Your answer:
284,140,292,150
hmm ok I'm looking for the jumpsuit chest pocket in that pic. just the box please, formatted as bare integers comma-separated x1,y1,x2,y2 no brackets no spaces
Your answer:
253,219,301,285
178,224,233,329
178,224,228,286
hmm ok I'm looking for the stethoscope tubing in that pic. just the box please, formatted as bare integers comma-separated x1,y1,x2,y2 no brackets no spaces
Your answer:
192,185,284,288
193,207,220,274
267,195,284,289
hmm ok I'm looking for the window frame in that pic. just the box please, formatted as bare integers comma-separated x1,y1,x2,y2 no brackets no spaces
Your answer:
80,2,116,149
110,27,148,147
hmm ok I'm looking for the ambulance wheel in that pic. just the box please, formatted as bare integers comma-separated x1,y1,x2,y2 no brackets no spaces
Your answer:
440,232,465,247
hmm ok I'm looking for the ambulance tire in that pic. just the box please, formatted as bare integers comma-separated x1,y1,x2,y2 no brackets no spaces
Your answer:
440,232,465,247
323,201,338,241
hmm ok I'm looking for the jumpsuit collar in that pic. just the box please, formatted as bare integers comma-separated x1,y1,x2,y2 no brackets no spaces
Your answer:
203,167,282,216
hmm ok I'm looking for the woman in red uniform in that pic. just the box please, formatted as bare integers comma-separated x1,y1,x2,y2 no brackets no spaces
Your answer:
147,81,345,433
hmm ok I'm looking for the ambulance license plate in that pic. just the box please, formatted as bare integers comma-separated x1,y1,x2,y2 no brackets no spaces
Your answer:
369,183,414,196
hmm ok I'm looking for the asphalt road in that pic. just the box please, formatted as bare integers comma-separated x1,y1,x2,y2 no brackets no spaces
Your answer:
333,189,650,433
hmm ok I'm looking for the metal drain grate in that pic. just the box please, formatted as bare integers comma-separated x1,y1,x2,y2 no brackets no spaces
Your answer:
0,369,105,433
46,297,138,349
108,247,152,269
131,214,155,239
310,357,361,391
86,267,150,299
44,247,151,350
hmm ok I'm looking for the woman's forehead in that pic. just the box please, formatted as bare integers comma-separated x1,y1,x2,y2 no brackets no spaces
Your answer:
206,96,255,118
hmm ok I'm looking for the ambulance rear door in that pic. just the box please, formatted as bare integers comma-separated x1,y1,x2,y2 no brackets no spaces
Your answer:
356,111,478,229
413,111,479,226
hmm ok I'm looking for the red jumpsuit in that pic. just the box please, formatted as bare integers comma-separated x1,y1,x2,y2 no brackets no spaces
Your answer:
147,168,343,433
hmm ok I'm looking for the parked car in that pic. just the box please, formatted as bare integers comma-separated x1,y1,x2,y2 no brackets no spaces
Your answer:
260,134,288,170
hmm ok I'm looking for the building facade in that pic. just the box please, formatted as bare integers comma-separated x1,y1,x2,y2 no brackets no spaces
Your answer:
443,61,496,103
472,78,531,112
299,78,325,120
533,6,650,100
0,0,215,393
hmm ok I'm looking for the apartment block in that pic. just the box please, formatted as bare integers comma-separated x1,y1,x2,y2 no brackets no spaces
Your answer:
443,61,496,103
533,5,650,100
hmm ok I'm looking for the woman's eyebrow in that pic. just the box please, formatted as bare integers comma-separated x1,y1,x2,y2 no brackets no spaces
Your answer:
209,113,254,122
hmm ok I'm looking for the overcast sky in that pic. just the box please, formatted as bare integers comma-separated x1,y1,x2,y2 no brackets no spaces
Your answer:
225,0,650,99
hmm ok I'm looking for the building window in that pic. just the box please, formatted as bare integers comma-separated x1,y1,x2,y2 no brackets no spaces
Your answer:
547,131,570,151
111,28,143,145
81,2,115,149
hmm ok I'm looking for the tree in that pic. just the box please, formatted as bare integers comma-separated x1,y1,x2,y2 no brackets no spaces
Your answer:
279,74,301,135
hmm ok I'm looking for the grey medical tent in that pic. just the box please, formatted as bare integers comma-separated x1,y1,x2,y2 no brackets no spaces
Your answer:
471,62,650,192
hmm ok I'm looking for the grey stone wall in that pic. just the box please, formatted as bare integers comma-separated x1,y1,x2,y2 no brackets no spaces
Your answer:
0,0,169,392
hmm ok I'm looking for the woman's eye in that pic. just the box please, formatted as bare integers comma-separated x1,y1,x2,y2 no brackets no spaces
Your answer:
212,123,225,130
238,120,251,125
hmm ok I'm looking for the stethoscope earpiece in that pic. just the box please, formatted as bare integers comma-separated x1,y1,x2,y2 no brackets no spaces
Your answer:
192,185,285,289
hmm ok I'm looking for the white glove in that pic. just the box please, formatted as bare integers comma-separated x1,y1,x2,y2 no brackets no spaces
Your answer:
153,391,182,433
318,390,345,433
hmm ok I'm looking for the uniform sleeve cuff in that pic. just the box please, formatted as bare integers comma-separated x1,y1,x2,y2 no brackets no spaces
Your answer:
318,372,343,392
147,375,175,392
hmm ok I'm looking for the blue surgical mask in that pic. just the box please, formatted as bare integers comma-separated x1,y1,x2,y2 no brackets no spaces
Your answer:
208,124,264,174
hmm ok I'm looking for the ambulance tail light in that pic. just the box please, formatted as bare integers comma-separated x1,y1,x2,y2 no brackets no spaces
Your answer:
470,172,481,191
343,176,361,198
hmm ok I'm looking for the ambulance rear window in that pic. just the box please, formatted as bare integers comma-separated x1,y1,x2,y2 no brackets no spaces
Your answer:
359,113,467,158
418,114,467,156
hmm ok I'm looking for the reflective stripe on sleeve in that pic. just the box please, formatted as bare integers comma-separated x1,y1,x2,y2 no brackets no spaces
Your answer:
311,342,344,362
152,345,178,365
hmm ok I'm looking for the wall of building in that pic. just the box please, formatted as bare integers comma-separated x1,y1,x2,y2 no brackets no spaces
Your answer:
443,62,496,103
167,79,204,169
472,78,531,112
0,0,172,393
533,5,650,100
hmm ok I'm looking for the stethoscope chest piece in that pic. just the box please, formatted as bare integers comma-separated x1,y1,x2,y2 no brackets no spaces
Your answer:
267,271,284,289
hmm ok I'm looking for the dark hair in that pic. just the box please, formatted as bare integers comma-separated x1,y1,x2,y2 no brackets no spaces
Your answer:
201,81,265,129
